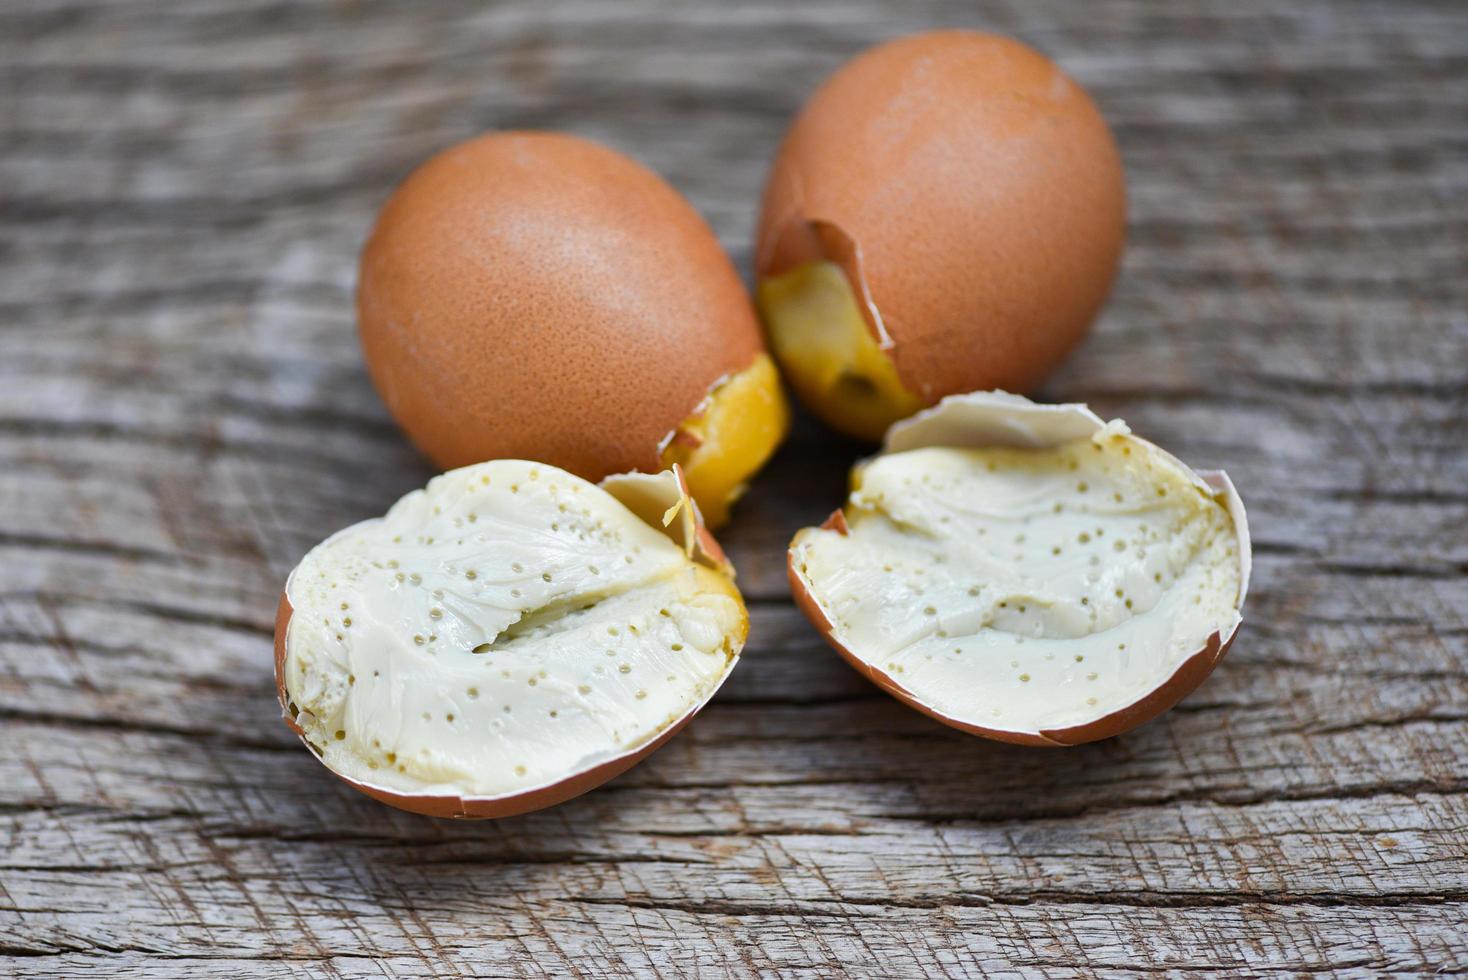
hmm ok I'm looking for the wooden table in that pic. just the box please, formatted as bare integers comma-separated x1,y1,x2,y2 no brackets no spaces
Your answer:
3,1,1465,975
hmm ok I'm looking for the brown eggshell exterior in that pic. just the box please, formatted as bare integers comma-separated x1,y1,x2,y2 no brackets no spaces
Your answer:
756,31,1126,403
359,130,765,478
787,538,1236,746
273,592,303,738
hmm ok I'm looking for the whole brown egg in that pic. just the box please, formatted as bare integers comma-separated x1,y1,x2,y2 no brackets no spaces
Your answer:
359,131,788,527
756,31,1127,441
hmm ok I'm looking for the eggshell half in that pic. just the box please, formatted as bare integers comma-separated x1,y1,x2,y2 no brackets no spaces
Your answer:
359,131,766,480
787,391,1250,746
757,31,1126,404
274,462,744,819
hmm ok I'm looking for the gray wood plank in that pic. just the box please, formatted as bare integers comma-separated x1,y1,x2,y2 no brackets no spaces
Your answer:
1,0,1465,973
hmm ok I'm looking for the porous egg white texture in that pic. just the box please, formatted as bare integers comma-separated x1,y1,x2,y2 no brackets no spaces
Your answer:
281,460,745,801
790,430,1242,737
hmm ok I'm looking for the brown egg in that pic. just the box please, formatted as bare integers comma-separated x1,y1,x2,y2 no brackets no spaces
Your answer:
359,131,788,527
756,31,1126,441
275,462,745,819
787,392,1250,746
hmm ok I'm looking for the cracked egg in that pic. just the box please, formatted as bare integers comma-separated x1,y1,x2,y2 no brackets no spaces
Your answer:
359,131,789,527
787,392,1250,745
756,32,1126,441
274,461,745,818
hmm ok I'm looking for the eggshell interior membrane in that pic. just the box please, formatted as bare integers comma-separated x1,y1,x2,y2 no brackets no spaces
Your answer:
789,397,1247,743
280,460,746,807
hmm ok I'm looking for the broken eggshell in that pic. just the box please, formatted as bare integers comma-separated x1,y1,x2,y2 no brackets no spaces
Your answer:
787,391,1250,746
275,463,744,818
755,31,1126,441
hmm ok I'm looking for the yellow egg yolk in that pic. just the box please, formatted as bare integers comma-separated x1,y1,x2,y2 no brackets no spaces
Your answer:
660,352,790,528
757,261,923,442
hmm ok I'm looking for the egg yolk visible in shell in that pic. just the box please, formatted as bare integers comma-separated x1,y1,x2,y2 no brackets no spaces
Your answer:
661,352,791,528
758,261,924,443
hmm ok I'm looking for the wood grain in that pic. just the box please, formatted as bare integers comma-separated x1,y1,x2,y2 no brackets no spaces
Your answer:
2,0,1466,974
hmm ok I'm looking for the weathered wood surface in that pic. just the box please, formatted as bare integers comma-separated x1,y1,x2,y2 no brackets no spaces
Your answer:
2,0,1466,974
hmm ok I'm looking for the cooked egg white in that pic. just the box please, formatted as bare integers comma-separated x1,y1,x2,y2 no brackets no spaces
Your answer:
282,460,745,799
789,432,1240,734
